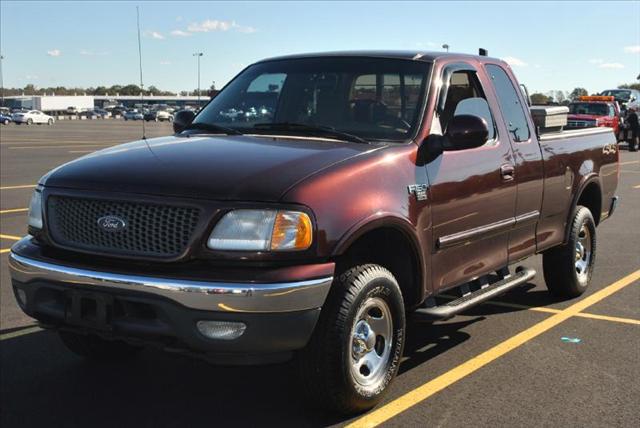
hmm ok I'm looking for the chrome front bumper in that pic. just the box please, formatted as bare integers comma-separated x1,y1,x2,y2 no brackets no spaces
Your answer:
9,252,333,314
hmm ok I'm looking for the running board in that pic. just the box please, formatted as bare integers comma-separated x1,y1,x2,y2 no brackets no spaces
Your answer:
414,267,536,320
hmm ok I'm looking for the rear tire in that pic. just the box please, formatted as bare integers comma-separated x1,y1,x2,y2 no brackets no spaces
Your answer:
47,119,53,125
58,331,141,360
297,264,405,415
543,206,597,298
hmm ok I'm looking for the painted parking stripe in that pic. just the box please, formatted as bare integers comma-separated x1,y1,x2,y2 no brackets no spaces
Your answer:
0,184,36,190
347,269,640,428
0,234,21,241
0,208,28,215
634,184,640,189
9,144,112,150
482,300,640,325
619,160,639,166
0,248,11,254
0,326,42,341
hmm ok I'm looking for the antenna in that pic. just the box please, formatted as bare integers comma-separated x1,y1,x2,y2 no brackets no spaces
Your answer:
136,6,146,140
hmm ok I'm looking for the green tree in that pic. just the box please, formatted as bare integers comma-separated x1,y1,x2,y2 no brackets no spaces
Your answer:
618,83,640,91
530,93,550,105
569,87,588,100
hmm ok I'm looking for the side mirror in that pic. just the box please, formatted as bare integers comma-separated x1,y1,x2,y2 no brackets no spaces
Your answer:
173,110,195,134
445,114,489,151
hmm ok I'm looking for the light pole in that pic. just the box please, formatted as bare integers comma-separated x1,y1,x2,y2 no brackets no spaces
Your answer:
442,44,449,52
193,52,203,106
0,55,4,107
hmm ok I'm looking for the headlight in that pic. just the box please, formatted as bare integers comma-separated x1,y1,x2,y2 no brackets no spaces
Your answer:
208,209,312,252
28,186,44,229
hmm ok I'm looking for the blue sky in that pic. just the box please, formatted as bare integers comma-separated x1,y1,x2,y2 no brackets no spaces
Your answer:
1,1,639,94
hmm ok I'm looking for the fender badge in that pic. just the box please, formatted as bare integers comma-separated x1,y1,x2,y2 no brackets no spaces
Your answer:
408,184,428,201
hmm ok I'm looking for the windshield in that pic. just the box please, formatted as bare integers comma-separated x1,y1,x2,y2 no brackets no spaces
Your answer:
193,57,431,141
569,102,609,116
600,90,631,101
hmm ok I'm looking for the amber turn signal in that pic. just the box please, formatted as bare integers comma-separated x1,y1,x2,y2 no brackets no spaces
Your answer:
271,211,313,251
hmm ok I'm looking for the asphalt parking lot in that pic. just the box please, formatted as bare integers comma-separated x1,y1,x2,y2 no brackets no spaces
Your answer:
0,120,638,427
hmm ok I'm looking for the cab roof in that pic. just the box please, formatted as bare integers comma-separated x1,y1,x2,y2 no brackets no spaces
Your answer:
258,50,505,65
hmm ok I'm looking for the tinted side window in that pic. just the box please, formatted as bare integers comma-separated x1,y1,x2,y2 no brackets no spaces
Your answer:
439,70,496,141
485,64,530,142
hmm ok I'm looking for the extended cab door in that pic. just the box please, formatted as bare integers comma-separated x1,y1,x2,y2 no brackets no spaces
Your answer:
425,62,517,291
483,64,544,263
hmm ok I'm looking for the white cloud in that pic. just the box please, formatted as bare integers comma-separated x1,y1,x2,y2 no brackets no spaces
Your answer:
502,56,528,67
47,49,61,57
159,60,172,65
588,58,603,64
145,31,165,40
80,49,109,56
176,16,183,22
599,62,625,69
170,29,191,37
25,74,38,80
186,19,256,34
534,64,541,69
623,45,640,54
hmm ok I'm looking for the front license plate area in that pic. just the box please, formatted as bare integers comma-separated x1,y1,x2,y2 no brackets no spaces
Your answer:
65,291,114,331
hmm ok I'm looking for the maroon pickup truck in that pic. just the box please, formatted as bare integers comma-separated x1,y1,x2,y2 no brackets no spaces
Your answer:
10,51,619,414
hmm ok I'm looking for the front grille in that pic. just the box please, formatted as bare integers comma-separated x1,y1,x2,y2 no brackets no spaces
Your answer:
47,196,200,258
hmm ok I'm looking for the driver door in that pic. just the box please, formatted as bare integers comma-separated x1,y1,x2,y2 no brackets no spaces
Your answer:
426,62,517,291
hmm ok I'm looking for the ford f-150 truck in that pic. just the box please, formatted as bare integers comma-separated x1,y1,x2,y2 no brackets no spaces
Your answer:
10,51,619,414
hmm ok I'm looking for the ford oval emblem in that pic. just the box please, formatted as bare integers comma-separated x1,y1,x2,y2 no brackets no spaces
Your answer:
97,215,127,232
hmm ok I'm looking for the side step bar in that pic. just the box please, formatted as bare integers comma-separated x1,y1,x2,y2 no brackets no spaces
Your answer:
414,267,536,320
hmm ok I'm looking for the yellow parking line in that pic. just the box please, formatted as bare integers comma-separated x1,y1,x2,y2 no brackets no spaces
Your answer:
347,269,640,428
0,326,42,341
0,234,21,241
619,160,639,166
0,208,28,214
0,184,36,190
0,248,10,254
574,312,640,325
634,184,640,189
484,300,640,325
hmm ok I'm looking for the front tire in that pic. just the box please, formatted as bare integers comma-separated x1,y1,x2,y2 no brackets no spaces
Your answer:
298,264,405,414
26,118,33,125
58,331,141,360
543,206,597,298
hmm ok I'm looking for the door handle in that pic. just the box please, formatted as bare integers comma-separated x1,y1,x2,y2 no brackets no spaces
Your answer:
500,164,515,181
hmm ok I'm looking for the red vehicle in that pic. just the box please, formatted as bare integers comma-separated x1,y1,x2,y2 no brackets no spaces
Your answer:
567,95,621,134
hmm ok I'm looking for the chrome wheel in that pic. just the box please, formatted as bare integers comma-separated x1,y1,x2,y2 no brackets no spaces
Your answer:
575,222,592,281
349,297,393,390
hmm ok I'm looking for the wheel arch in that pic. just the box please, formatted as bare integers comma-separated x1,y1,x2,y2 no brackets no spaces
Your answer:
332,215,426,309
565,175,602,243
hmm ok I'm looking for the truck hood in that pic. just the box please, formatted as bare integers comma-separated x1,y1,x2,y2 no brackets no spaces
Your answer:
42,134,378,201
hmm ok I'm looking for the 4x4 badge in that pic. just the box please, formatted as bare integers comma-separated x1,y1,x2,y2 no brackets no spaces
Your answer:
408,184,428,201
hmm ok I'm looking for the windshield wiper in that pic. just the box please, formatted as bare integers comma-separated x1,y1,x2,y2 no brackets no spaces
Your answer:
252,122,369,144
182,122,243,136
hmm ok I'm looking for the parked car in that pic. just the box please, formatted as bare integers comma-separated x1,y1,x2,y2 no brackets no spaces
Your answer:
144,110,174,122
566,96,621,135
9,51,619,415
123,110,143,121
0,113,12,125
12,110,55,125
80,109,111,119
599,89,640,111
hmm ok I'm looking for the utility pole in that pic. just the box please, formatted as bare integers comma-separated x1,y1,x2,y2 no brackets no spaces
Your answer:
0,55,4,107
193,52,203,106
